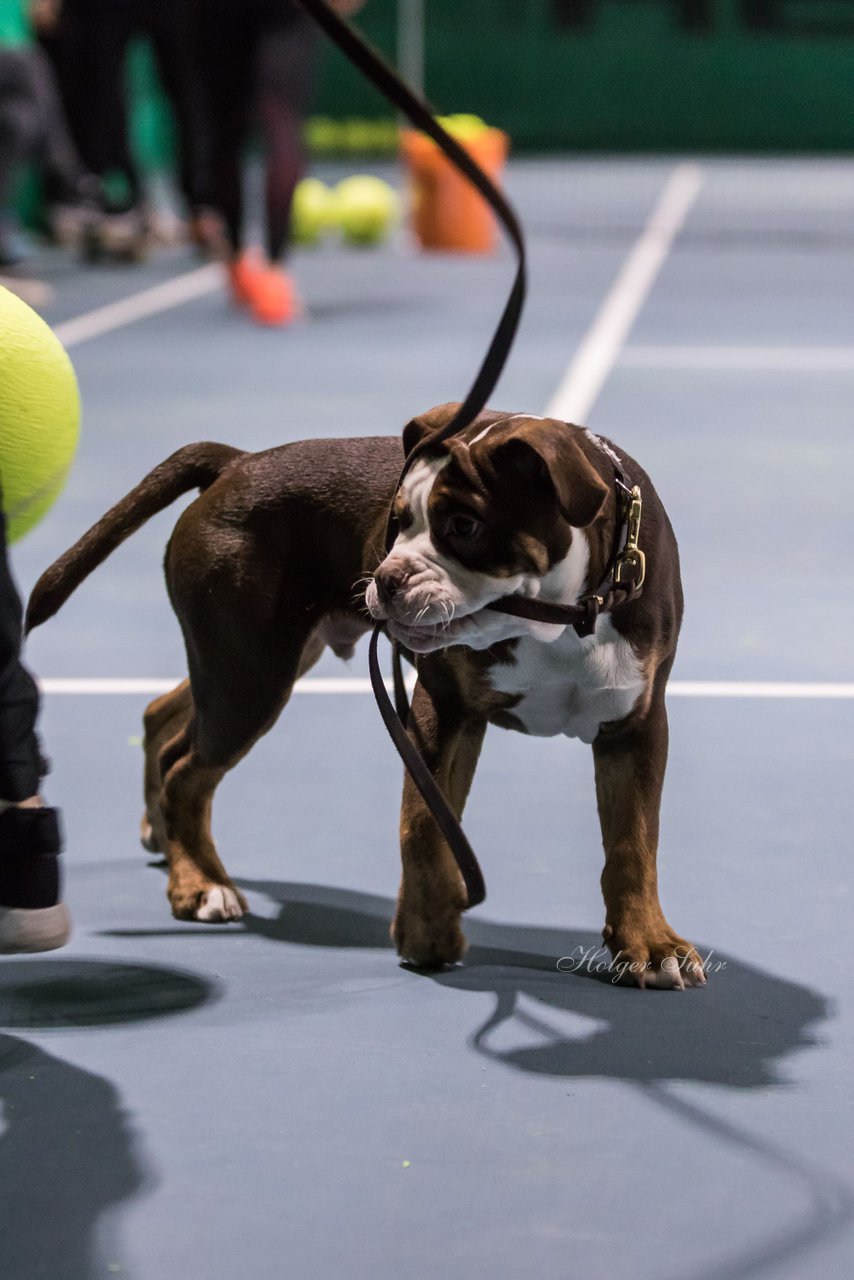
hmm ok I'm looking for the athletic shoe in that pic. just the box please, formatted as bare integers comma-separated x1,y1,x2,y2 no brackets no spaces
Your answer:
244,264,302,326
227,254,302,326
83,206,150,263
0,806,71,954
227,251,263,306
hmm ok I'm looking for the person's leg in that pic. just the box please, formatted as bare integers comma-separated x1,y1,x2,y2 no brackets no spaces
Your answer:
68,1,142,207
255,8,319,264
0,504,70,953
0,51,42,264
25,46,88,195
0,543,42,806
0,52,38,198
62,2,152,261
36,2,84,146
146,0,212,215
213,3,318,324
199,1,257,257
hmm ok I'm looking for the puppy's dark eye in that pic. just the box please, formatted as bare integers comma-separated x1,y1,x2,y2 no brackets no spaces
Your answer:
445,513,483,540
396,505,414,532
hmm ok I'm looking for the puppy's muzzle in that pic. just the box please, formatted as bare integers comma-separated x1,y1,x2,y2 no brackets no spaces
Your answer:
373,566,407,612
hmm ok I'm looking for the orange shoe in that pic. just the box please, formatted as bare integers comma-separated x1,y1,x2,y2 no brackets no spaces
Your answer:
227,252,263,306
245,264,301,327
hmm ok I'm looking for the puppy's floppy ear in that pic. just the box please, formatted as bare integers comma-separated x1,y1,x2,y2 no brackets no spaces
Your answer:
490,421,610,528
402,402,462,457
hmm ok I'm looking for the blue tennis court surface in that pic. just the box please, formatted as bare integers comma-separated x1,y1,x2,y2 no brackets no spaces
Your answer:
2,157,852,1280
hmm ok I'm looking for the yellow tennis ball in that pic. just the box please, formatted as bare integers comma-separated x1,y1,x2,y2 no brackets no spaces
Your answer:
0,285,80,543
334,175,401,246
436,113,489,140
292,177,336,246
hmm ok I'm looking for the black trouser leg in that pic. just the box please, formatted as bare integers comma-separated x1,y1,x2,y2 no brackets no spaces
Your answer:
257,91,304,262
202,0,318,259
69,4,141,204
0,50,40,212
0,509,42,803
255,15,318,262
199,6,255,254
147,2,211,211
25,46,87,198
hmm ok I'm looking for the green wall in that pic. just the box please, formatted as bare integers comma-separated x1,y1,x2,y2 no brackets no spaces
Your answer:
311,0,854,150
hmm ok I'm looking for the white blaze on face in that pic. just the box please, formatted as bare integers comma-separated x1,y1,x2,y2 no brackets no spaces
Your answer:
401,454,445,543
365,455,530,628
364,455,599,659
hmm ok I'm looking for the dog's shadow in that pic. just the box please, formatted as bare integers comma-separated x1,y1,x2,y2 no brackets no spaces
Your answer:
238,879,828,1092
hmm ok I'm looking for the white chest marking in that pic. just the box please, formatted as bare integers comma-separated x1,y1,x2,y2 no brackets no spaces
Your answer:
486,615,646,743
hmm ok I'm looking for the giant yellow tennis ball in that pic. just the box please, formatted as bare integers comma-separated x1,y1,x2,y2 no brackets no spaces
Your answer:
0,285,80,543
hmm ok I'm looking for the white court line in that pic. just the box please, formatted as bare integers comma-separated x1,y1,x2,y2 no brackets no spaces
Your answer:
53,264,223,350
621,345,854,371
544,163,704,423
37,677,415,696
667,682,854,699
37,678,854,699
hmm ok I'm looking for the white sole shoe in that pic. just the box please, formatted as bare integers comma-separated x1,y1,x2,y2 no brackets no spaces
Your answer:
0,902,72,954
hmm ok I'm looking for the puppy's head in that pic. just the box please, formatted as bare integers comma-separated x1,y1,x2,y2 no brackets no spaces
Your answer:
365,404,610,647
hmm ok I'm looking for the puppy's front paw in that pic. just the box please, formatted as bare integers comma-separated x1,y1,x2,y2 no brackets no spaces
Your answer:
603,923,707,990
196,885,246,923
169,878,247,923
392,903,466,969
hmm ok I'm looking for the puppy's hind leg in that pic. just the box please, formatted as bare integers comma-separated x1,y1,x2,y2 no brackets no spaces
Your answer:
160,619,320,924
141,679,192,855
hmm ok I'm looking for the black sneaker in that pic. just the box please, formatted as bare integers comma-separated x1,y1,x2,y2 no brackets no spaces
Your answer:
0,807,71,954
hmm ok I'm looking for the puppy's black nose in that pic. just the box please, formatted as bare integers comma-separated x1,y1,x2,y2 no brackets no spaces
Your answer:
375,569,406,607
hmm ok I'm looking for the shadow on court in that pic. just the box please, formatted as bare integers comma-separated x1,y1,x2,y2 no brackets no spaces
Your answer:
236,880,827,1091
0,960,220,1280
234,881,853,1280
0,958,220,1029
0,1032,147,1280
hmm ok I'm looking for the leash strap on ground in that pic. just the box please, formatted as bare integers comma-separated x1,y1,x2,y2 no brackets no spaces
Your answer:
296,0,529,911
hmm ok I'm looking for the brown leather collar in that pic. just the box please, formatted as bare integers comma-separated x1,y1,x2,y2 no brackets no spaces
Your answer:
487,467,646,637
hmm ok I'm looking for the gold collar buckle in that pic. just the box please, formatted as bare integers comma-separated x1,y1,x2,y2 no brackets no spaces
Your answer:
613,485,646,592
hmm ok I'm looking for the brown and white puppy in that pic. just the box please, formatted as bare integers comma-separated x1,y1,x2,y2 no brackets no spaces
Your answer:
26,403,703,989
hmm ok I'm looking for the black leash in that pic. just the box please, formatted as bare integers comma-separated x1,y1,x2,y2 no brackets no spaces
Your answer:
294,0,524,911
295,0,526,473
369,626,487,910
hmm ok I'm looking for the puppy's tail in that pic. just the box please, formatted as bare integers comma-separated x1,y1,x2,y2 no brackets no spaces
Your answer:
26,442,244,633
